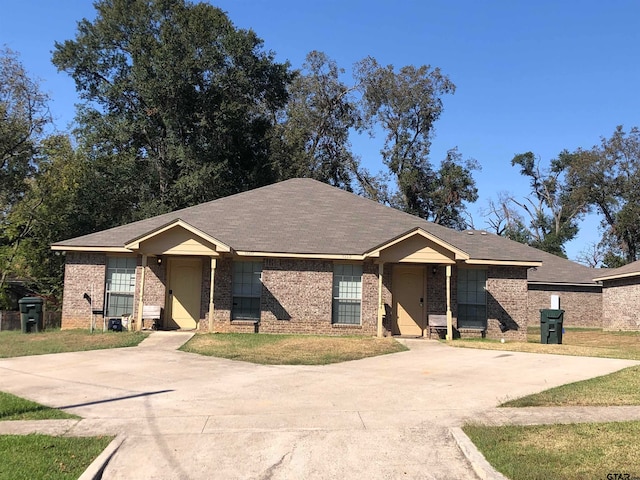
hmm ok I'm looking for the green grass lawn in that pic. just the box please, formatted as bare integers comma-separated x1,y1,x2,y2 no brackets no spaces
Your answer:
0,329,149,358
452,327,640,360
0,392,111,480
0,434,113,480
458,328,640,479
501,365,640,407
181,333,408,364
463,421,640,480
0,392,77,421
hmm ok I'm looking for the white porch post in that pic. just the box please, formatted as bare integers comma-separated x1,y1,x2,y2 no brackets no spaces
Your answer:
446,264,453,340
136,254,147,332
377,262,384,338
208,257,217,332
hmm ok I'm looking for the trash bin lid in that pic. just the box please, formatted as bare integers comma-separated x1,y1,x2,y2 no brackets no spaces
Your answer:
18,296,43,304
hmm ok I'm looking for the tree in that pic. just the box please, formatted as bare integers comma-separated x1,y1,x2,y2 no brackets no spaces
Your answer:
272,51,360,189
52,0,293,218
487,151,586,257
0,47,51,307
354,57,478,228
565,126,640,264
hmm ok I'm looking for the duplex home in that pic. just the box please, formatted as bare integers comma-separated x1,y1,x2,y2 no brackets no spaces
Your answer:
52,178,544,340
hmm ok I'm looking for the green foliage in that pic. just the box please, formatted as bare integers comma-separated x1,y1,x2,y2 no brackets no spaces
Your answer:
0,48,51,307
566,126,640,263
488,151,585,256
354,57,477,227
272,51,360,189
52,0,293,216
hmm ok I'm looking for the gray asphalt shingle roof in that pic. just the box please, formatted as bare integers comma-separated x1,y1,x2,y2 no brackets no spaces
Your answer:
593,259,640,281
54,178,547,264
526,248,602,286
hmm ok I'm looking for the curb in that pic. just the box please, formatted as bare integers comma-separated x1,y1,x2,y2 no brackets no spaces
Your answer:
450,427,509,480
78,434,126,480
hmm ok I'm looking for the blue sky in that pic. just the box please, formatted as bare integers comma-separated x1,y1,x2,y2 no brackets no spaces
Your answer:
2,0,640,260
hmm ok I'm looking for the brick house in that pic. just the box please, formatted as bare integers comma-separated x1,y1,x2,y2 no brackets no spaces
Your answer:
52,178,547,340
594,261,640,331
527,250,603,328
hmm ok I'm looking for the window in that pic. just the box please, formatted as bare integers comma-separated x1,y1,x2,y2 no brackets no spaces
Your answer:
232,261,262,320
105,257,137,318
457,268,487,329
332,264,362,325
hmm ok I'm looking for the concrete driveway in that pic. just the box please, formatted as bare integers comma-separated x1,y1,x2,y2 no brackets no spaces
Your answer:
0,333,637,479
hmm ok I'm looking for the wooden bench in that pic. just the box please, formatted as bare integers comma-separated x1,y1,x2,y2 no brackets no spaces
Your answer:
142,305,162,330
428,314,448,338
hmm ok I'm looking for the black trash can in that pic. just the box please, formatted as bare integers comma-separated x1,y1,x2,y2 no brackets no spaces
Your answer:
108,318,123,332
18,297,44,333
540,309,564,344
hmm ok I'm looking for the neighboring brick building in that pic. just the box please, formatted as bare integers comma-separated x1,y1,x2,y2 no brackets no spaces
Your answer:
526,250,604,329
53,178,548,340
594,261,640,331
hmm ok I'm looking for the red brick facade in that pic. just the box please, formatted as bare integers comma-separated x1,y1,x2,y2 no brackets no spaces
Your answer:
527,285,602,329
601,278,640,330
60,252,108,329
486,266,529,341
61,253,532,339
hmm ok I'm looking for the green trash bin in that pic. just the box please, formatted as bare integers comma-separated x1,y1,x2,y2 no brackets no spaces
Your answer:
540,309,564,344
18,297,44,333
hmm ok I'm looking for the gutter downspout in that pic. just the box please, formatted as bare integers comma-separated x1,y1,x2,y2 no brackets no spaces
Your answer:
446,264,453,340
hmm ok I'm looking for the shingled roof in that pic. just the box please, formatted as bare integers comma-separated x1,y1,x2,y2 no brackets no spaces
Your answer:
593,259,640,282
52,178,544,264
526,249,602,286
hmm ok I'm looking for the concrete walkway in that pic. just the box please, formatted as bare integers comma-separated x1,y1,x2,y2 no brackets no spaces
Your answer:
1,334,638,479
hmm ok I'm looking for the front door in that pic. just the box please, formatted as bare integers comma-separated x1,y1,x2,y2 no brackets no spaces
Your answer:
392,265,425,336
168,257,202,330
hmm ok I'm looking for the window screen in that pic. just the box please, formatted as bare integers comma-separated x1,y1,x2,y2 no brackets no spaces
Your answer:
105,257,137,318
332,264,362,325
232,261,262,320
457,268,487,329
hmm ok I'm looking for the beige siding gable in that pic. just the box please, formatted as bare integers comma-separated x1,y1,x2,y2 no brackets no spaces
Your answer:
378,234,456,264
136,226,221,256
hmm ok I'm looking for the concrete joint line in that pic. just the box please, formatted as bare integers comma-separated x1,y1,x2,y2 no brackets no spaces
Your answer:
449,427,509,480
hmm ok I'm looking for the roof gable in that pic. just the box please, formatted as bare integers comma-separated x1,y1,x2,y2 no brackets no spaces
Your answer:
124,219,231,255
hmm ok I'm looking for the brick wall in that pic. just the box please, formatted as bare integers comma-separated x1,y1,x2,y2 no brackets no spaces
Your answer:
209,258,378,336
527,285,602,328
602,278,640,330
61,252,108,329
486,266,529,341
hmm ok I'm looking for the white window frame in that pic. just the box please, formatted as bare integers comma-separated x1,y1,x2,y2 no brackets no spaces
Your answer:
332,263,363,325
104,256,137,319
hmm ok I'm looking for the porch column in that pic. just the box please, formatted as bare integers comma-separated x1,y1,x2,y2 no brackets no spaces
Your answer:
208,257,217,332
446,264,453,340
136,254,147,332
377,262,384,338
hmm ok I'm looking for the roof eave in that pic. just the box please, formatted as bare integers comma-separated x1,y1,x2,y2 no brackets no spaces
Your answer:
593,271,640,282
